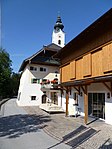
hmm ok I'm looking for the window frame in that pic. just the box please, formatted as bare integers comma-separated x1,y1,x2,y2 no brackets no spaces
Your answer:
31,96,36,100
58,40,61,45
30,66,37,71
40,67,47,72
31,78,40,84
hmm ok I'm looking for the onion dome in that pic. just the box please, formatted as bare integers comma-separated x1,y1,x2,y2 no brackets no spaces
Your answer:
54,16,64,30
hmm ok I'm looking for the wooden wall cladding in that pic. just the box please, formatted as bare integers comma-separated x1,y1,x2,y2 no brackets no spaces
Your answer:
76,58,83,80
91,49,103,77
61,42,112,83
102,43,112,73
70,60,76,79
83,53,92,77
61,64,70,82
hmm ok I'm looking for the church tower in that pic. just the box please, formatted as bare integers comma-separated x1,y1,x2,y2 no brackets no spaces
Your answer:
52,15,65,47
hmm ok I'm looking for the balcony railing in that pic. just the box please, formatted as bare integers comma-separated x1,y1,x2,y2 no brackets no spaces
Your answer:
40,79,59,89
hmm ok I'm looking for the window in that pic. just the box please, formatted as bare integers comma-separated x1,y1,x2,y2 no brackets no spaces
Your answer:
88,93,105,119
31,96,36,100
31,78,40,84
18,92,21,101
40,67,46,72
58,40,61,45
30,66,37,71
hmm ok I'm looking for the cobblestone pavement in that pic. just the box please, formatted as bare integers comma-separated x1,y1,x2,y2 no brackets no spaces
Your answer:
24,106,112,149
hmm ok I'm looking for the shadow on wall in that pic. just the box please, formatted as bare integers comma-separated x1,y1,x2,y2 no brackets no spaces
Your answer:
0,114,51,138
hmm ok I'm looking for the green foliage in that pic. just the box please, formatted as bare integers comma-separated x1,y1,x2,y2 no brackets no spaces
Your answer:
10,73,20,97
0,48,20,100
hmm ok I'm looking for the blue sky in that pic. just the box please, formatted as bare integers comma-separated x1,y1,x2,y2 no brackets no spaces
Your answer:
1,0,112,72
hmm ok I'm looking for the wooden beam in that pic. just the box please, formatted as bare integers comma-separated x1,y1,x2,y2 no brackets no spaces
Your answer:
73,86,80,95
111,82,112,96
84,85,88,124
103,82,112,97
59,86,67,91
81,86,86,94
66,88,69,116
103,82,111,92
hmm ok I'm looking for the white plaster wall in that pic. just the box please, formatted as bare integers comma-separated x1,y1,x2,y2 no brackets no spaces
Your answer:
52,30,65,47
58,89,82,116
17,64,60,106
78,94,84,116
105,97,112,125
58,91,66,111
44,73,60,82
57,82,112,125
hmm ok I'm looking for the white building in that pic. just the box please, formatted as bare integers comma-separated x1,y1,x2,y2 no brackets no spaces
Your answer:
17,16,65,107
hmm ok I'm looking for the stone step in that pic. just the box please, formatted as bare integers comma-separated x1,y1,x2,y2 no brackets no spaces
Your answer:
39,103,64,113
65,127,97,148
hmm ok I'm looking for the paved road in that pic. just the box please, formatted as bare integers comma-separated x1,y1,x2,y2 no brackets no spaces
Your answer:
0,99,71,149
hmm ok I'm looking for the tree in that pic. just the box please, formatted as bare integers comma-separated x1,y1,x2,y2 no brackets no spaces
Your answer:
10,72,20,97
0,48,12,99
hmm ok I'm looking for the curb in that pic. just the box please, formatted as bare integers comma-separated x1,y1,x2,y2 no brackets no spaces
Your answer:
43,126,63,142
0,98,10,108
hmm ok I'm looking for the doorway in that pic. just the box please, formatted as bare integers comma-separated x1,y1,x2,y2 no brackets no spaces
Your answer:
88,93,105,119
51,92,58,105
42,94,47,103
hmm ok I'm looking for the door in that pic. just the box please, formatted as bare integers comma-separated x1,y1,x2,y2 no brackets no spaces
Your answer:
42,94,47,103
51,92,58,105
88,93,105,119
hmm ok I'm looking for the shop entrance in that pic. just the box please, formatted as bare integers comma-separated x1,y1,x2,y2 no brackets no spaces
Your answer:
88,93,105,119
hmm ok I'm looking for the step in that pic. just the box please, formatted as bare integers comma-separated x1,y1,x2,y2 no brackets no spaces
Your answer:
65,127,97,148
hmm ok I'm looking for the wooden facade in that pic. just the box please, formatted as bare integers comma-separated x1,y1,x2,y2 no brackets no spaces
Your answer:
55,9,112,124
61,42,112,82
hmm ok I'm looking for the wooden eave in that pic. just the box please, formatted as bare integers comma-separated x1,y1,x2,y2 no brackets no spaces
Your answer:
19,43,61,72
59,75,112,88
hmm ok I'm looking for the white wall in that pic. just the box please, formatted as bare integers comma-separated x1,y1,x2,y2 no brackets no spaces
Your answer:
17,64,60,106
52,30,65,47
58,83,112,125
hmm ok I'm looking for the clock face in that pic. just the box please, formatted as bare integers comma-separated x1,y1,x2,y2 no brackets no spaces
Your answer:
55,28,60,33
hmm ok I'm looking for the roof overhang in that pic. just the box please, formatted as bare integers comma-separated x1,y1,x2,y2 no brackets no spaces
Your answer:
19,43,61,72
59,75,112,88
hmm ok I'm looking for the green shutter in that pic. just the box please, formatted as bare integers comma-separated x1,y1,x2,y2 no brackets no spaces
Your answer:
31,78,33,83
37,79,40,84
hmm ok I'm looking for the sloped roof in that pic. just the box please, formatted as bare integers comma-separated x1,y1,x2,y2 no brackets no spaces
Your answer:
54,8,112,59
19,43,61,72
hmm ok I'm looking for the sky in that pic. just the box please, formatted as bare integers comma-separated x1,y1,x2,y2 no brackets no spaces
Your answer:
1,0,112,73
